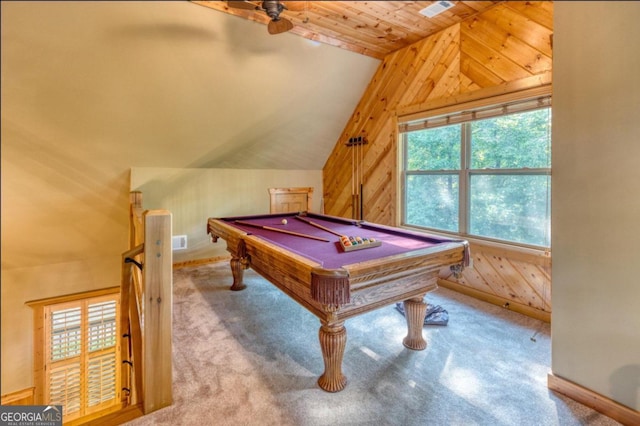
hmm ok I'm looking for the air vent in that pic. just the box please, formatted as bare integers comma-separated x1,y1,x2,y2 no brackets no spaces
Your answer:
172,235,187,251
419,1,455,18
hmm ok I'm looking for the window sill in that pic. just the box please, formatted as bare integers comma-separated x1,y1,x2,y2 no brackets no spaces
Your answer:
400,224,551,259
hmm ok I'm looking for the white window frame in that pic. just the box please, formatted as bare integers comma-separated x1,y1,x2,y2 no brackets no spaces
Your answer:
399,93,552,249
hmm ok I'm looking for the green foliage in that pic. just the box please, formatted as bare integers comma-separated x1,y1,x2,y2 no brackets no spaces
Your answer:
470,175,550,246
471,109,551,169
407,125,460,170
404,108,551,247
406,174,459,232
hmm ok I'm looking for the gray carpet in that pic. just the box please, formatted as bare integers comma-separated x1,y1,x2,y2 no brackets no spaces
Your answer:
125,262,621,426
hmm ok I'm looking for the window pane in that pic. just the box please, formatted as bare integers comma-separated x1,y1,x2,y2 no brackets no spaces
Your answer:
406,125,461,170
471,108,551,169
88,301,117,352
51,307,82,361
405,174,459,232
470,175,550,246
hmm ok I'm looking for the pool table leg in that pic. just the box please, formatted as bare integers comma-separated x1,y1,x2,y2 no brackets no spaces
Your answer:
229,256,247,291
402,296,428,350
228,240,248,291
317,320,347,392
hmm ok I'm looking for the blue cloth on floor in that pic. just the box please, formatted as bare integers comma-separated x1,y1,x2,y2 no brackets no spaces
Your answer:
395,302,449,326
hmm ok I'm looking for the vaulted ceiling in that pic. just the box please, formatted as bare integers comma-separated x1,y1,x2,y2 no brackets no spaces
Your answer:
192,1,504,59
2,1,552,175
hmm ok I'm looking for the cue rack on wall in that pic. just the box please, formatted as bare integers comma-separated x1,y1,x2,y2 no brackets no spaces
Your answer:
347,136,367,220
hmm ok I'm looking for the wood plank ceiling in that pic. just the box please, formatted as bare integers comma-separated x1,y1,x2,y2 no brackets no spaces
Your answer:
191,1,503,59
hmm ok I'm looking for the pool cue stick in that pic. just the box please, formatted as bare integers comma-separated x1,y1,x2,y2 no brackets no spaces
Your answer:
360,183,363,220
355,139,360,219
356,141,358,219
359,140,362,219
234,220,330,242
351,138,355,195
351,139,357,219
294,215,343,237
358,141,361,219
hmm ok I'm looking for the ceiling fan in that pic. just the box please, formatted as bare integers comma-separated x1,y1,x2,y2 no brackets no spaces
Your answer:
227,1,299,35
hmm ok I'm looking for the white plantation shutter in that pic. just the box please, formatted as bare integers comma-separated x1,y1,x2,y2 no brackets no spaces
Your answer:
88,353,117,407
84,297,120,415
49,362,82,414
44,295,120,421
47,304,83,417
87,300,118,409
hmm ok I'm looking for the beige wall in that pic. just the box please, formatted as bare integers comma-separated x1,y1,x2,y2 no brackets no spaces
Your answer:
0,1,376,394
131,167,323,263
552,2,640,410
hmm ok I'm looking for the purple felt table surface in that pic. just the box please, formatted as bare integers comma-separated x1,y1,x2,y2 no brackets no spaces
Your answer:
222,213,455,270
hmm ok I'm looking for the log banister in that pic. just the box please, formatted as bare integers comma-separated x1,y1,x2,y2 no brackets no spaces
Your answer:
121,191,173,415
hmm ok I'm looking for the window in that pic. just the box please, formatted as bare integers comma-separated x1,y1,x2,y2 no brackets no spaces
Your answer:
401,96,551,248
34,293,121,423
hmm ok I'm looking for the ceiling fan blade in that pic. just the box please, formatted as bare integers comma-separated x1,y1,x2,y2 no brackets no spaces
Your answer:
227,0,259,11
268,17,294,35
280,1,307,12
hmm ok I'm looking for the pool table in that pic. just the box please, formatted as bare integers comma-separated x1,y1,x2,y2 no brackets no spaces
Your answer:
207,212,469,392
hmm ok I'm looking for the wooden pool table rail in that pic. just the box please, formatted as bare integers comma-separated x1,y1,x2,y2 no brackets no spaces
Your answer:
207,215,468,392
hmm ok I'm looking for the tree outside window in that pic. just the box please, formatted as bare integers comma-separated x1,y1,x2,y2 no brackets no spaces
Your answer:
403,106,551,248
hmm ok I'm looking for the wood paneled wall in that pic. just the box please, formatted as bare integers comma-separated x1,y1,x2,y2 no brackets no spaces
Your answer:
439,242,552,322
323,2,553,319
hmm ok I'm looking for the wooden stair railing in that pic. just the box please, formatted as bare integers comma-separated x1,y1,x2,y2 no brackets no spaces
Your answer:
121,191,173,415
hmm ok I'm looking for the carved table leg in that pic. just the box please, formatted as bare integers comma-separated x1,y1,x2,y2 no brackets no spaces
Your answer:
229,256,247,291
229,240,248,291
402,296,427,350
317,320,347,392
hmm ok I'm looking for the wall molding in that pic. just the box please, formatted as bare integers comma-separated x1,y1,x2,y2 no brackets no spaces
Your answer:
548,373,640,426
173,256,230,270
1,387,35,405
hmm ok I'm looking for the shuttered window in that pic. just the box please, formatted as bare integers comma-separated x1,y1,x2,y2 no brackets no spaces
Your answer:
44,295,120,422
